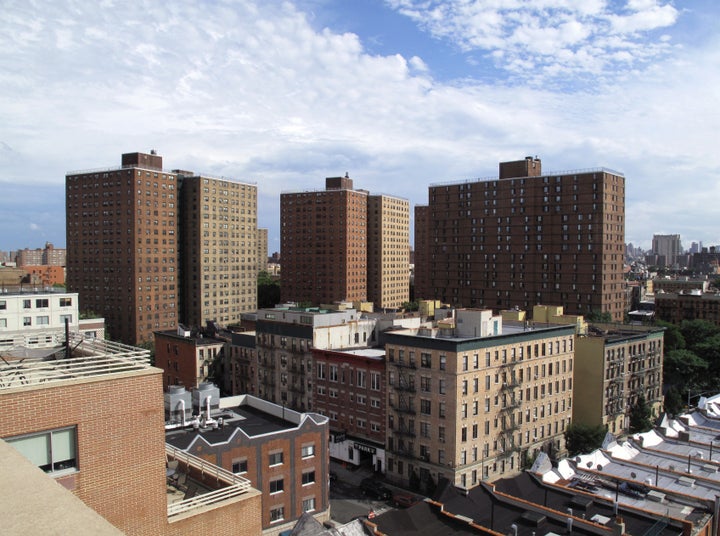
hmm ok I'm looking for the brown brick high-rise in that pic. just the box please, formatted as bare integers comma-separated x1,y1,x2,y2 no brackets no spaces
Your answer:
281,176,369,306
415,157,625,321
66,151,179,344
281,176,410,309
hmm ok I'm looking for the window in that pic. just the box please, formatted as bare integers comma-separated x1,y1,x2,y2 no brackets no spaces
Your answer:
60,314,73,324
270,506,284,523
23,299,31,309
317,363,326,379
357,370,366,388
329,365,338,382
0,300,5,310
35,299,49,308
8,427,76,474
421,353,431,368
232,459,248,473
59,297,72,307
420,399,432,415
0,319,6,328
370,372,381,391
269,451,283,466
439,355,446,370
302,470,315,485
23,317,31,327
301,444,315,458
270,478,284,493
302,497,315,512
37,316,50,325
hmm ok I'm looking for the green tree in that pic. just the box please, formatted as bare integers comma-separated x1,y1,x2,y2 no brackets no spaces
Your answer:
664,387,684,416
586,310,612,323
681,319,720,351
694,334,720,390
401,300,419,312
663,348,708,390
629,396,653,433
655,320,685,352
565,423,607,456
257,270,280,309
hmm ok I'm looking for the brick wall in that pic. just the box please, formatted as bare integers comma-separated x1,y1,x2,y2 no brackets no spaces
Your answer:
0,370,168,536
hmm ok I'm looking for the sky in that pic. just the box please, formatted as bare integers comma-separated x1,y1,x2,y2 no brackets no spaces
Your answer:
1,0,719,254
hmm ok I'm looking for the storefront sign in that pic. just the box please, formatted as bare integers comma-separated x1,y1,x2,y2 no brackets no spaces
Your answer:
354,442,377,455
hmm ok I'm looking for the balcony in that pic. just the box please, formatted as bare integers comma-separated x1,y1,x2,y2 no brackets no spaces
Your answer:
289,365,306,376
500,380,520,391
389,400,416,415
394,381,416,393
165,444,258,520
392,426,416,438
499,400,521,413
390,360,417,370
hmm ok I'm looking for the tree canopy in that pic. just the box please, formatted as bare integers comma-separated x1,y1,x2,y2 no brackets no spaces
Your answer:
565,423,607,456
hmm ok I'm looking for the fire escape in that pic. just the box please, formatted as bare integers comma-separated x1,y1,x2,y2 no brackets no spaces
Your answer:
389,354,417,460
498,358,521,460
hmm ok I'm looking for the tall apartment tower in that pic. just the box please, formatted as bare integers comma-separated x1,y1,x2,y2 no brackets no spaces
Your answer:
415,157,626,321
178,173,258,327
66,151,178,345
281,176,409,308
281,176,368,305
367,194,410,309
414,206,430,300
257,228,268,273
651,234,682,268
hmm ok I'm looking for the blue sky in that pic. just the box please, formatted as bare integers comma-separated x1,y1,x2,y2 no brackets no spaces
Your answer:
1,0,719,254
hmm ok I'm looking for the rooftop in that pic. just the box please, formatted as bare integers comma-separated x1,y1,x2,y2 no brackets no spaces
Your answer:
165,394,328,450
429,166,625,188
0,333,151,391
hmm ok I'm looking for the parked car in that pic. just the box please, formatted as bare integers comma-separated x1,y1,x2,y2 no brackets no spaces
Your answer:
360,478,391,500
392,492,419,508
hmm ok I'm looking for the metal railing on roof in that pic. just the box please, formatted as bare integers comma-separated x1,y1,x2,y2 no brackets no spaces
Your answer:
165,444,254,518
0,333,151,390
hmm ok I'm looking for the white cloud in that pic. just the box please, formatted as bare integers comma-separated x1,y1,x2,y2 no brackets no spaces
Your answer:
384,0,680,84
0,0,718,251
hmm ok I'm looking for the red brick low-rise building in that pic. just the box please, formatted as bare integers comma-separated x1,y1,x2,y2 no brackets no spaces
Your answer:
165,394,330,533
313,348,387,471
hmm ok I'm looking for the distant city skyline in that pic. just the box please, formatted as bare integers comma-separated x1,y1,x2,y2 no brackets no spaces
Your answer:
2,1,719,251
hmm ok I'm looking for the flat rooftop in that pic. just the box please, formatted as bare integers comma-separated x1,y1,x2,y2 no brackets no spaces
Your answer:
165,404,299,450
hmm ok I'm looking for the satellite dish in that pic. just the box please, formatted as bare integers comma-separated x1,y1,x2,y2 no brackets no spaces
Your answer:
587,461,593,468
597,465,603,471
630,472,636,478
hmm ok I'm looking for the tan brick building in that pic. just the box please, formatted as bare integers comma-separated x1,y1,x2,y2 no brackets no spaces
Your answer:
367,194,410,310
258,227,268,273
573,324,664,435
415,157,626,321
0,335,262,535
383,309,575,491
178,173,258,327
280,176,409,309
66,151,179,345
